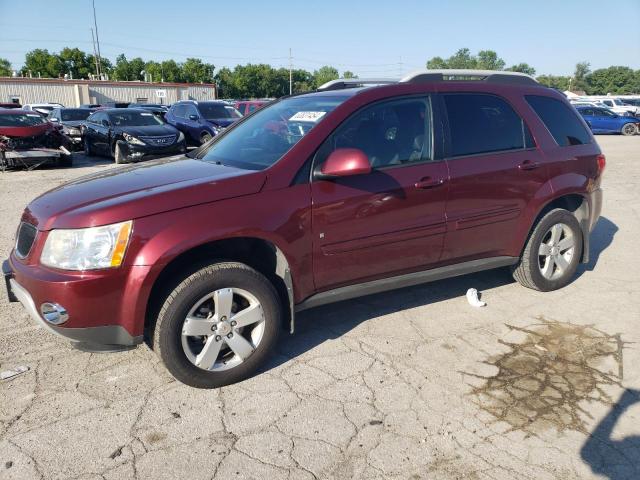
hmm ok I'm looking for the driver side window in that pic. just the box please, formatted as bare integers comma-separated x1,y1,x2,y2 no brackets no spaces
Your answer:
315,96,433,171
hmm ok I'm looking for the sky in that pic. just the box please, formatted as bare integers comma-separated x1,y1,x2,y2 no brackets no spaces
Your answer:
0,0,639,78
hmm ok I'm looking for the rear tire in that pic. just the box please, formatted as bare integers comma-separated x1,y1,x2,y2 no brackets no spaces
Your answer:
621,123,637,136
153,262,281,389
512,208,583,291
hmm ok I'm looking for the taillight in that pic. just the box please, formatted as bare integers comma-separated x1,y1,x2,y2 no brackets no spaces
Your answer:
597,154,606,175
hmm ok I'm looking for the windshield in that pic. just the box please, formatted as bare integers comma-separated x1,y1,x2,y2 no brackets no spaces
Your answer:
60,109,91,121
0,113,47,127
200,95,346,170
199,103,242,120
110,111,164,126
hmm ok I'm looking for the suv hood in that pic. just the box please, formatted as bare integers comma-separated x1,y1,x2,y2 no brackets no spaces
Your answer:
24,156,267,230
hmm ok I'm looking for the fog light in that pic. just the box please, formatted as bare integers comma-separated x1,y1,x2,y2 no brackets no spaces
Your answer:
40,303,69,325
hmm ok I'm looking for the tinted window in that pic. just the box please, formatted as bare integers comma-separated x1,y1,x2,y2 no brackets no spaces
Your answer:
0,113,46,127
109,110,163,126
444,94,531,157
316,97,433,170
198,103,242,120
88,112,105,124
525,95,591,146
60,109,91,121
184,104,199,117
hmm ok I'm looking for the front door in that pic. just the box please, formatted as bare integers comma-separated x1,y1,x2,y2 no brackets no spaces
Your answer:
311,96,448,291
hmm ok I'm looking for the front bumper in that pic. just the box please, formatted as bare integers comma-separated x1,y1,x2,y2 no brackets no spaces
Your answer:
3,258,144,352
0,148,66,168
120,140,186,162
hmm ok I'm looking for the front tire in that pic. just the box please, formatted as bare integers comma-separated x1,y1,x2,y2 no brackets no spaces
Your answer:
621,123,637,136
512,209,583,291
114,141,127,164
153,262,281,388
200,132,213,145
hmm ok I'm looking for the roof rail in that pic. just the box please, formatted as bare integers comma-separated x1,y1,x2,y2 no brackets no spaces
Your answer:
317,78,397,91
400,69,539,86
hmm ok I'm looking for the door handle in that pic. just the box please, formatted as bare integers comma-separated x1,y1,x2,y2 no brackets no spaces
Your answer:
518,160,540,171
415,178,445,189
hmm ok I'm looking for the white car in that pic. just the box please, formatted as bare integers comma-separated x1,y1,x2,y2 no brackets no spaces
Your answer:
591,98,640,116
22,103,64,116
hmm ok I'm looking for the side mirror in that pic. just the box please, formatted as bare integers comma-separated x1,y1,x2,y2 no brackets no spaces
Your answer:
189,114,199,121
101,119,110,127
316,148,371,179
50,117,59,122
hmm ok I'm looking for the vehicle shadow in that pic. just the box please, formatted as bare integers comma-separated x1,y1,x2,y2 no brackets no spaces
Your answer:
262,266,516,371
580,389,640,479
576,216,618,276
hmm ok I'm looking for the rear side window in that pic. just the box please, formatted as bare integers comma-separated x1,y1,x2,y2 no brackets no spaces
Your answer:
525,95,591,146
443,94,533,157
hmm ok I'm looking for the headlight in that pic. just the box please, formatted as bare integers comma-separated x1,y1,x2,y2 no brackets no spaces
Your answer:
123,133,145,145
177,131,185,143
41,221,132,270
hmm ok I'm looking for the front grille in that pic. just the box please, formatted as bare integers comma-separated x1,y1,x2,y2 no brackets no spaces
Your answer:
15,222,37,259
139,135,176,147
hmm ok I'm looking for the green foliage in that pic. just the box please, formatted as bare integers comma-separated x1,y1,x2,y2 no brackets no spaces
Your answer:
342,71,358,79
476,50,505,71
426,48,512,71
536,75,571,91
313,66,339,87
23,49,63,78
506,63,536,76
586,66,640,95
0,58,12,77
573,61,590,92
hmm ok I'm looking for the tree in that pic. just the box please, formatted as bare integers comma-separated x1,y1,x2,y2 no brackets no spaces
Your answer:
313,66,339,88
426,56,448,69
536,75,570,91
586,66,640,95
182,58,214,83
58,47,95,79
507,63,536,76
342,71,358,79
0,58,11,77
476,50,505,71
113,54,145,81
573,61,590,92
23,49,62,78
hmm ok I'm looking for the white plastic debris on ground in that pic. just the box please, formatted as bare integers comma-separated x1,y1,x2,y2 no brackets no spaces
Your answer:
466,288,486,307
0,365,29,380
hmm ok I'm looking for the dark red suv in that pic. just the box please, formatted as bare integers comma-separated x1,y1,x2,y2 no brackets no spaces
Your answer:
3,70,604,388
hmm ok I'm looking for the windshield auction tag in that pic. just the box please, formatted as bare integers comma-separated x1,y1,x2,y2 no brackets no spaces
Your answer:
140,113,153,116
27,114,41,117
289,111,326,122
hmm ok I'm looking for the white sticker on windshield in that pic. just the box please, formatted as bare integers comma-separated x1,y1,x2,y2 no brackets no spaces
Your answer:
27,114,41,117
289,111,326,122
140,112,153,116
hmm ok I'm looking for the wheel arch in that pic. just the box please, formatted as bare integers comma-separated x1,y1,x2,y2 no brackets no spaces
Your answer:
523,192,590,263
144,236,295,346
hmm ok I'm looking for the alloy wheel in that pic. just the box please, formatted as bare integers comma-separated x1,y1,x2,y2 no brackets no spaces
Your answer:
538,223,575,280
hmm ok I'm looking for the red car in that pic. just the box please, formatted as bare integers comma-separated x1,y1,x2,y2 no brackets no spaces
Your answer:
234,100,268,116
0,109,72,169
0,103,22,109
4,70,604,388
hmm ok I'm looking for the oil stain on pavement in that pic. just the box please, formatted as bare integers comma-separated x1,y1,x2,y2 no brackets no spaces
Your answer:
467,316,625,433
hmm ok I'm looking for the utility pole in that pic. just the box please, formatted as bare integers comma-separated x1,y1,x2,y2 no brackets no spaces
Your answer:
289,48,293,95
90,28,100,78
92,0,103,79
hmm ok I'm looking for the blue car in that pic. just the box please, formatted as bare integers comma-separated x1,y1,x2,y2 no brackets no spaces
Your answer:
165,101,242,145
575,106,639,136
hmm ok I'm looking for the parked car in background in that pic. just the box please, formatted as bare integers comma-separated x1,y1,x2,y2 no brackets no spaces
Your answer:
22,103,64,116
234,100,268,116
101,102,130,109
47,108,93,151
575,106,639,135
4,70,605,388
591,97,640,116
0,103,22,109
128,103,169,120
165,100,242,145
79,103,102,109
82,108,185,163
0,109,71,169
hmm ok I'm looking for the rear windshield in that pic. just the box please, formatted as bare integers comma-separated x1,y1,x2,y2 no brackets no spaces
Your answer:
60,109,91,121
109,111,164,126
0,113,47,127
199,95,345,170
525,95,592,146
199,103,242,120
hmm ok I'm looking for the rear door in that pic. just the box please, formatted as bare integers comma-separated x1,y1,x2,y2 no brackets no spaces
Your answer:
440,92,548,263
310,95,449,290
594,108,623,132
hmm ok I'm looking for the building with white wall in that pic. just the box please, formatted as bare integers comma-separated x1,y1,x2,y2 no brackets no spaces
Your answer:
0,78,217,106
